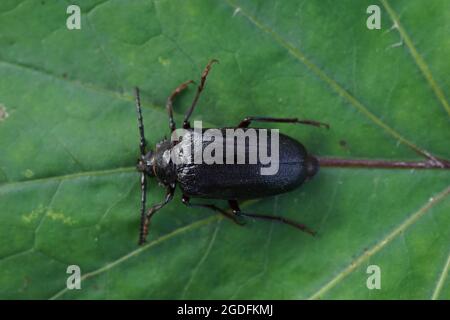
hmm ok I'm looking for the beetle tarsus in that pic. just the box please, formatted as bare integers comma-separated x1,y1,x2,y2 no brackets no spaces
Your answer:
138,219,148,245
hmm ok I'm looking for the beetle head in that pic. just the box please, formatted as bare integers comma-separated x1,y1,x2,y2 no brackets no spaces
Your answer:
137,150,155,177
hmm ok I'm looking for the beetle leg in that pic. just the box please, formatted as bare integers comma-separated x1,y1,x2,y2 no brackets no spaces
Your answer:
183,59,219,129
228,200,316,236
238,116,329,129
182,195,245,225
139,185,176,245
166,80,195,133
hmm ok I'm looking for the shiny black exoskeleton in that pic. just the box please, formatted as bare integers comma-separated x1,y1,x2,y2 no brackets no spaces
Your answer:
135,60,328,245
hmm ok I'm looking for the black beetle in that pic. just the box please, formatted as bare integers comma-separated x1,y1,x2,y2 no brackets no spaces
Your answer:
135,60,328,245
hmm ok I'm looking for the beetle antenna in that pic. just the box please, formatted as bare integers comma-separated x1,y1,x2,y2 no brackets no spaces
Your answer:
135,87,149,245
138,172,147,245
135,87,146,157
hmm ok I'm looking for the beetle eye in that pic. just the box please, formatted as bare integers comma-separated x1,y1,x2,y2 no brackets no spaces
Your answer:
136,159,145,172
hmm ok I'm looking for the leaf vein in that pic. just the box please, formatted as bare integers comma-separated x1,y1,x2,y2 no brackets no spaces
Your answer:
431,251,450,300
307,185,450,299
0,59,187,122
0,167,136,190
181,219,221,298
223,0,439,160
48,215,222,299
381,0,450,116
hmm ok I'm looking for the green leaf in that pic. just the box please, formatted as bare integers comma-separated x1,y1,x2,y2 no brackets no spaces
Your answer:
0,0,449,299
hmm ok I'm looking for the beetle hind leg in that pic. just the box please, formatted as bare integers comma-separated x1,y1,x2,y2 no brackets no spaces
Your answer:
182,195,245,225
228,200,316,236
238,116,329,129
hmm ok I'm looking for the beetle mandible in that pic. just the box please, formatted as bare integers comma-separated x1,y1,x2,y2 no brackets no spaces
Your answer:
135,60,328,245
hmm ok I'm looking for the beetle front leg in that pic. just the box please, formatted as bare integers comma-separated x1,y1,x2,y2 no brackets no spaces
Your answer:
228,200,316,236
238,116,329,129
139,185,176,245
182,195,245,225
166,80,194,133
183,59,219,129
